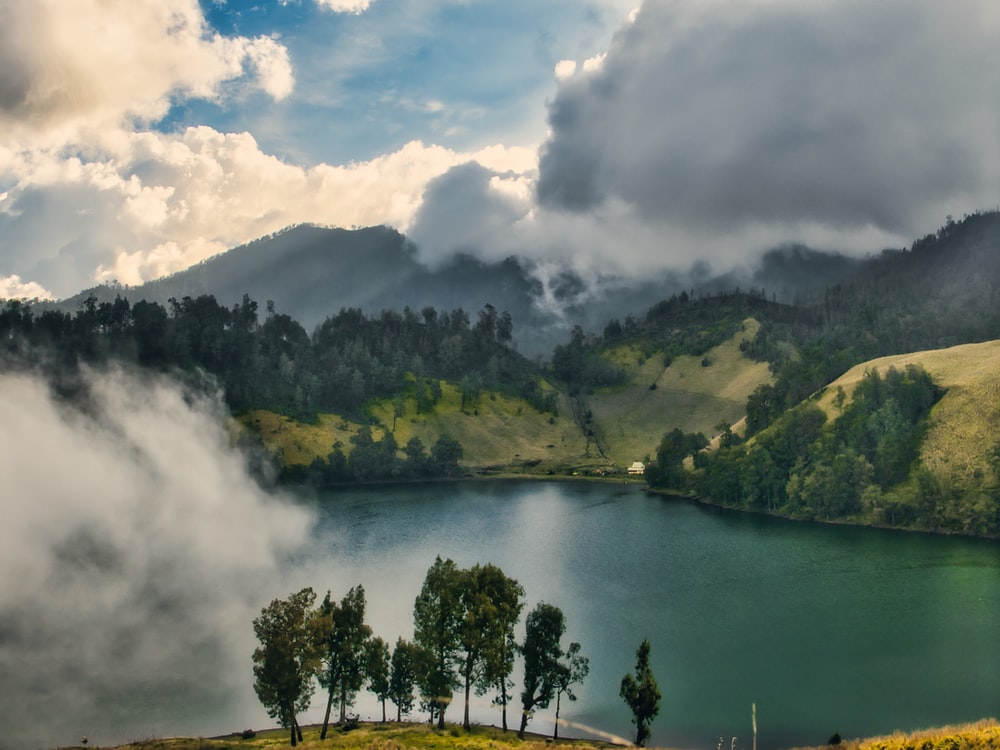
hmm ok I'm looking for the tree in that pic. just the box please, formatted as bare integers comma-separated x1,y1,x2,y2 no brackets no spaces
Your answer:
552,641,589,740
478,568,525,732
316,585,373,738
251,588,320,747
518,602,565,739
366,636,391,722
620,639,661,747
456,563,524,731
413,556,464,728
388,637,419,721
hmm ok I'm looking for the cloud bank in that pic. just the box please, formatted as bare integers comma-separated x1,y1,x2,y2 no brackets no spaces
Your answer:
413,0,1000,275
3,0,1000,301
0,366,313,749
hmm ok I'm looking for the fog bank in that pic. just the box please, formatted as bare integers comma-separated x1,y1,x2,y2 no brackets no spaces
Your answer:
0,367,313,749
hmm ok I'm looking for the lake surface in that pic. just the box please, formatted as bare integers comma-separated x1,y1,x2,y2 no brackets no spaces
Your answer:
298,480,1000,750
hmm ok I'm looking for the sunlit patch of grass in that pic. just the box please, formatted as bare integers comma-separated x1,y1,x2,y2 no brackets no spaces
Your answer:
103,722,627,750
588,319,772,466
240,410,378,467
814,340,1000,492
791,718,1000,750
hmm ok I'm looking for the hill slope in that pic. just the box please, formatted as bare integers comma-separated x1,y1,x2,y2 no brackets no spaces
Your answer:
815,339,1000,503
243,320,774,477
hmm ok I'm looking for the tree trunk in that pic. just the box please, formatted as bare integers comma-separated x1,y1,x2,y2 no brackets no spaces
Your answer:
554,690,561,739
339,685,348,723
437,700,446,730
518,709,529,739
463,678,472,730
294,715,303,743
381,698,387,722
500,679,508,731
320,686,334,739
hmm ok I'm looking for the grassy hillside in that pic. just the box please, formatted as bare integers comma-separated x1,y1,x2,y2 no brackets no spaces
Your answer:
240,321,773,477
586,318,773,466
814,340,1000,502
243,382,588,475
89,718,1000,750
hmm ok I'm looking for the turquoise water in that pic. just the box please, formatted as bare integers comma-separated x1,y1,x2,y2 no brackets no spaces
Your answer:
301,480,1000,749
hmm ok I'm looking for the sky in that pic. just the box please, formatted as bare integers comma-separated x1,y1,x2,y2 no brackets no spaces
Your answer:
2,0,1000,301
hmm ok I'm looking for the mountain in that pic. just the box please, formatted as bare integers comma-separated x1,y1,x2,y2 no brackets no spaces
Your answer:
46,223,866,355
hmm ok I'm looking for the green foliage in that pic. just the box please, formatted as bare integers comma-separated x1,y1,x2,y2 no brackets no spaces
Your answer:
388,637,419,721
1,296,553,425
646,428,708,490
364,636,391,722
456,563,525,731
699,366,947,527
552,642,589,740
251,588,322,746
412,557,464,729
315,585,374,736
619,639,661,748
518,603,565,739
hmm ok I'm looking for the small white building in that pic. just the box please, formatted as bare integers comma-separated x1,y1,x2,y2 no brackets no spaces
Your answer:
627,461,646,476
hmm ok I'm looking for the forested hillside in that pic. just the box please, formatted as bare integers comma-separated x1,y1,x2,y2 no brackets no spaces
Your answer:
5,212,1000,536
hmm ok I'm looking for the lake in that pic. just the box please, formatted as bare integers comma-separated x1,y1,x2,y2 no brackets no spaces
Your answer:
296,479,1000,749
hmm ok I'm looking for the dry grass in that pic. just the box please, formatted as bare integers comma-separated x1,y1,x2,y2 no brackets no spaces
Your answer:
813,340,1000,492
239,321,776,474
241,411,379,467
791,718,1000,750
588,319,773,465
98,722,627,750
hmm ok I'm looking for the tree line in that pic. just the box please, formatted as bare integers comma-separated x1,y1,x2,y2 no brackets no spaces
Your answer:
0,294,555,422
252,557,661,746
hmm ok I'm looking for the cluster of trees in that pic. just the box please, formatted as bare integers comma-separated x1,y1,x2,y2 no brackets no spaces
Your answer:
289,428,464,485
253,557,662,747
647,365,1000,533
252,557,602,746
0,294,554,422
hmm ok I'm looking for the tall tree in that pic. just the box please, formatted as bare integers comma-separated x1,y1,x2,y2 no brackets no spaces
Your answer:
413,556,464,729
518,602,565,739
388,637,419,721
552,641,589,740
251,588,320,747
479,568,524,733
620,639,661,747
456,563,524,731
365,636,391,722
316,585,373,738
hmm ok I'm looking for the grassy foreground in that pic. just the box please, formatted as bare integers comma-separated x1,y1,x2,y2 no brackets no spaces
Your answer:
89,718,1000,750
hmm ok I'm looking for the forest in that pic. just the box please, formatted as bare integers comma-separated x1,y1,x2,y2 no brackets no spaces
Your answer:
4,212,1000,534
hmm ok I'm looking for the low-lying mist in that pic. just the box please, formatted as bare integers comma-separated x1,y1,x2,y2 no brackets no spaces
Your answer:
0,366,314,749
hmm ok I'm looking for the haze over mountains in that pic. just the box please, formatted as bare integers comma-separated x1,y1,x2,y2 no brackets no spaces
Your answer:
49,223,866,354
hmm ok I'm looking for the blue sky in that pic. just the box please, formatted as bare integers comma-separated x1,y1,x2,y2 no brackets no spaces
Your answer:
178,0,623,164
1,0,999,300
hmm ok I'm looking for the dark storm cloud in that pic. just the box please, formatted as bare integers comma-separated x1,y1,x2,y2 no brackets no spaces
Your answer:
537,0,1000,238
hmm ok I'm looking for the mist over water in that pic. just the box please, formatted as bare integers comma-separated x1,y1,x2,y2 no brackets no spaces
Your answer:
0,367,314,749
2,376,998,750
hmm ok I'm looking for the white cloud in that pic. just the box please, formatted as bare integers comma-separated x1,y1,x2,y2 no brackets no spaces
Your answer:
554,59,578,81
314,0,374,13
0,123,538,296
0,0,293,148
0,274,54,301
